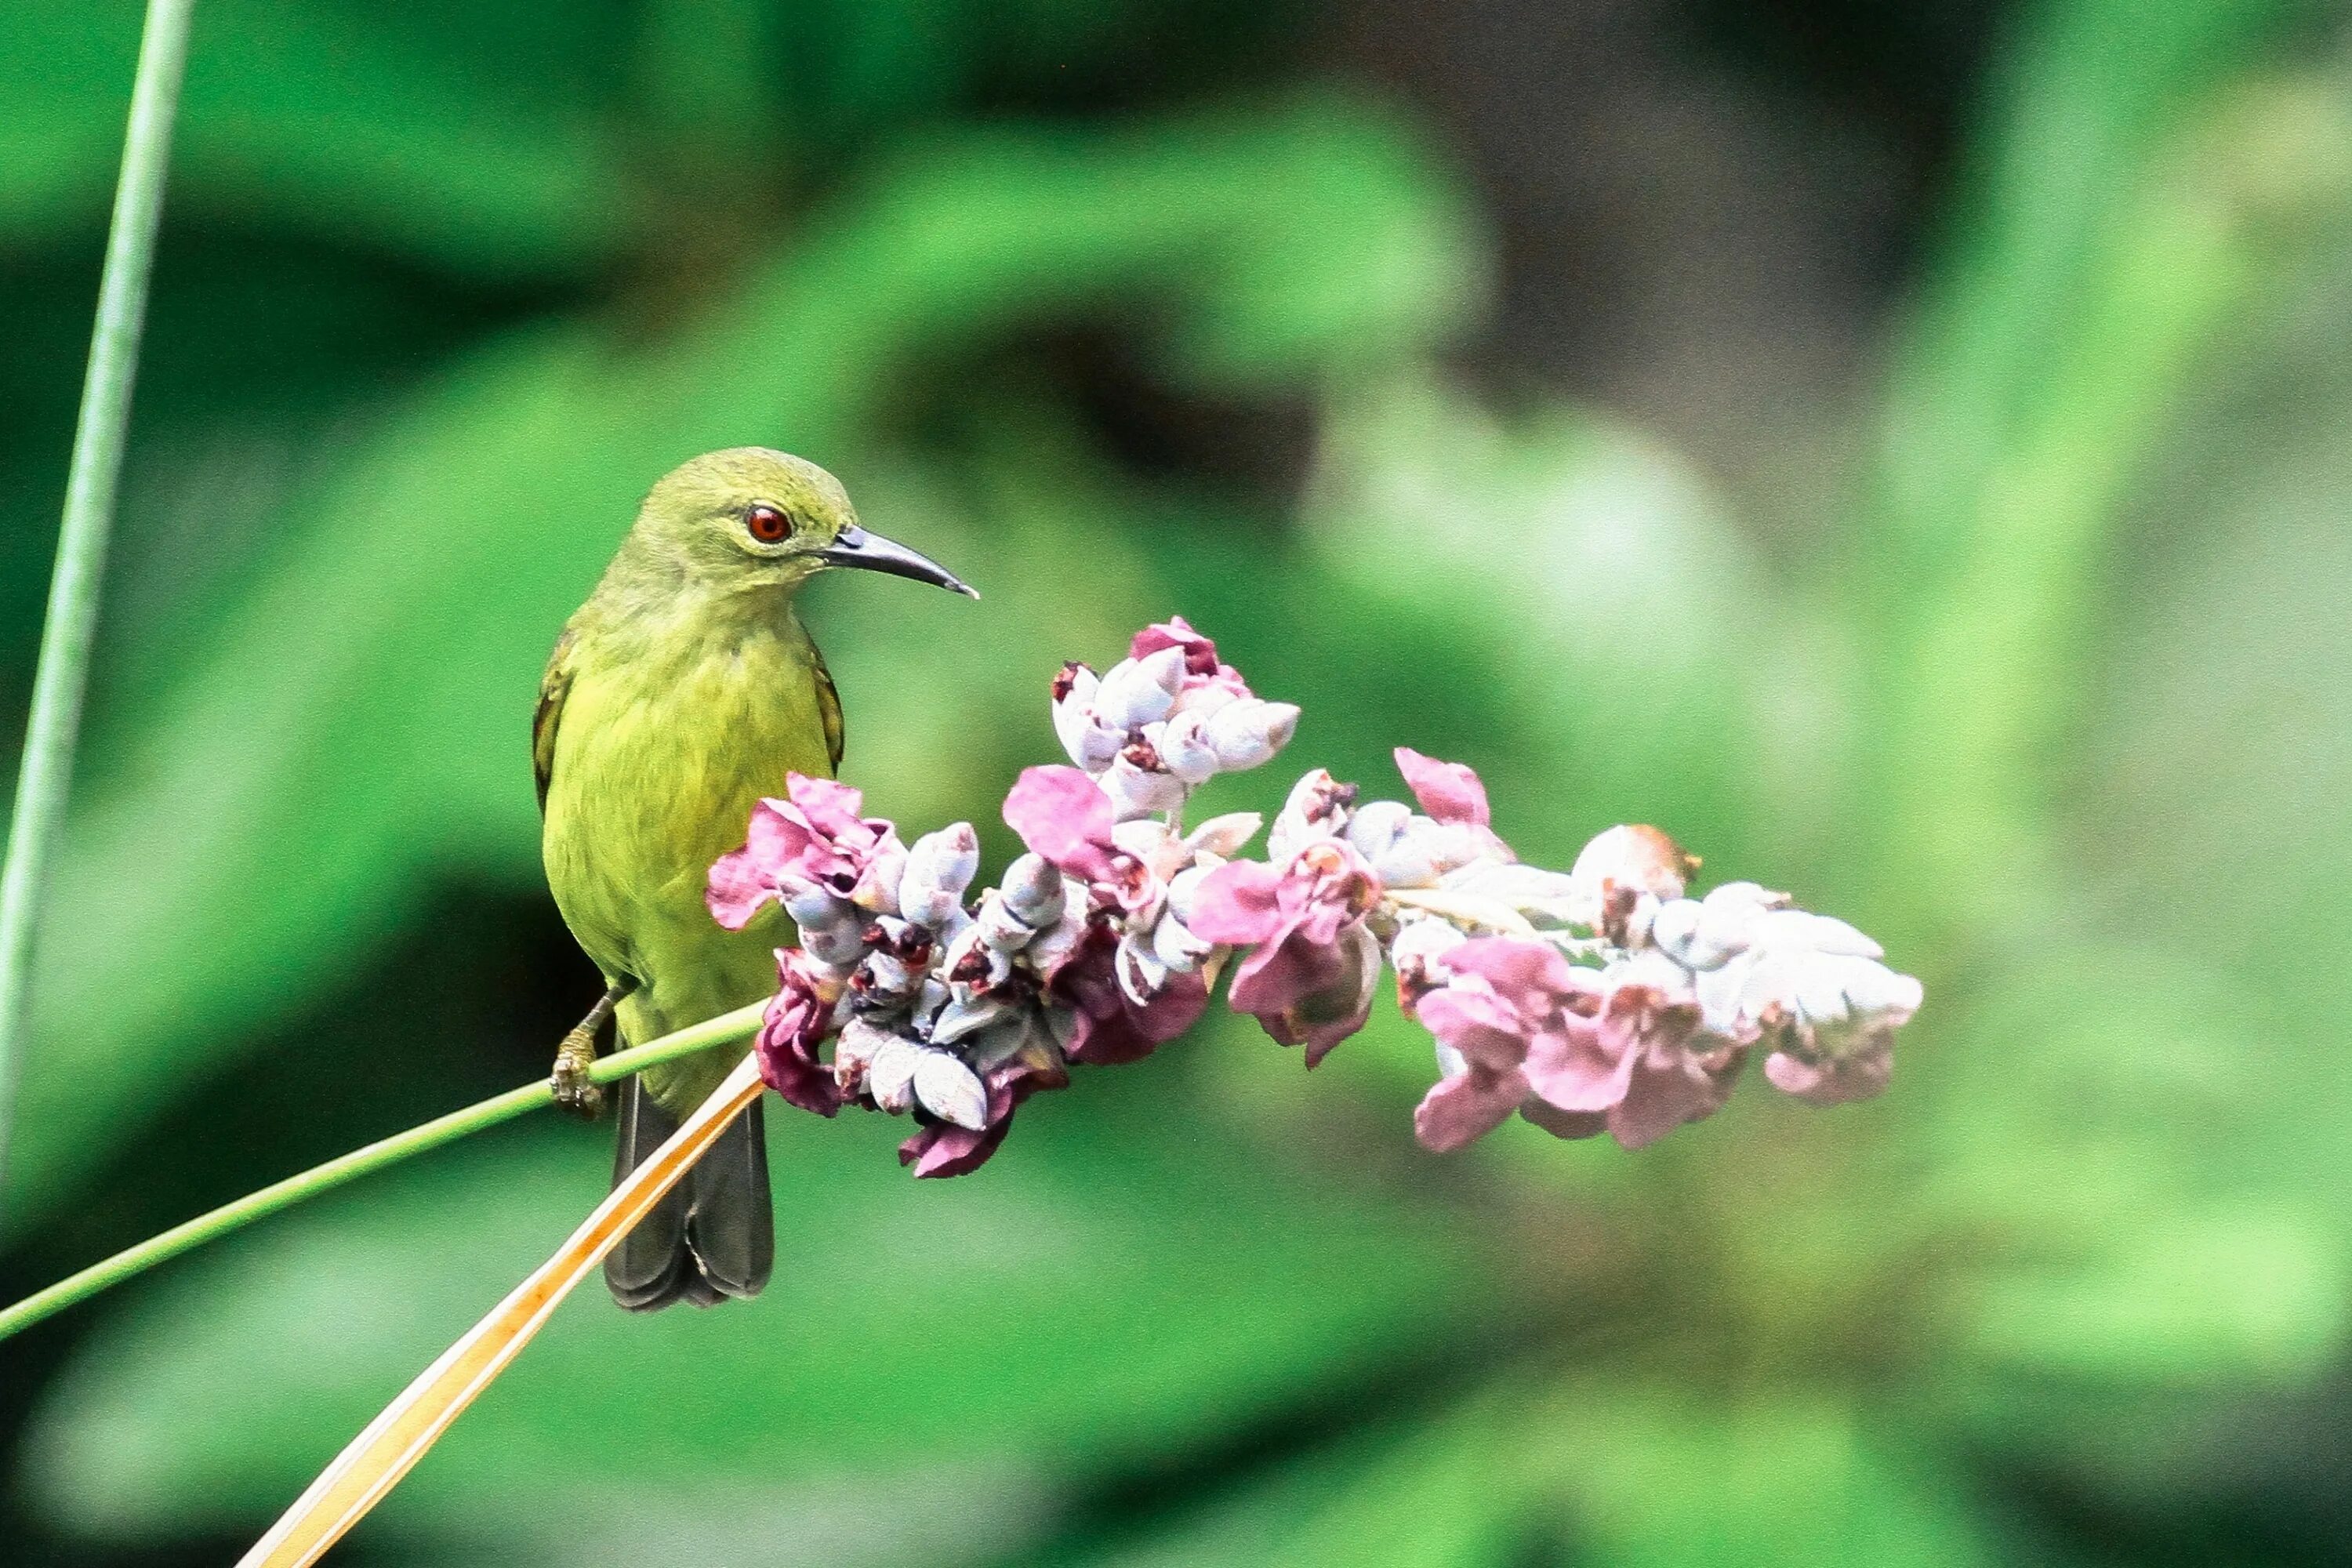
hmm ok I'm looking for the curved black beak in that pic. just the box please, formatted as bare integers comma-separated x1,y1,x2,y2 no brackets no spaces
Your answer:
818,524,978,599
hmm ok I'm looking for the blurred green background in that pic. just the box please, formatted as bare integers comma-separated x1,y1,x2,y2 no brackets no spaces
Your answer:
5,0,2352,1562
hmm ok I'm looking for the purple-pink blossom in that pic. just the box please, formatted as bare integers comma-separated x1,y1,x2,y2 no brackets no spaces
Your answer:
1409,941,1747,1152
715,618,1916,1184
708,773,906,927
753,948,846,1116
1189,839,1383,1065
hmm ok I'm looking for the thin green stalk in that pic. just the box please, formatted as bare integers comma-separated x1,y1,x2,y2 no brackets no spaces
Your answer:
0,1000,764,1344
0,0,199,1212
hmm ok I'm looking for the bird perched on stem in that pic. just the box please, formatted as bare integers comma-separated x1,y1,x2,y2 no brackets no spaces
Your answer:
534,448,974,1310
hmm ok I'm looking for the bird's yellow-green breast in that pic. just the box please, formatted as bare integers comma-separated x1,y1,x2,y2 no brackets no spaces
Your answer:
541,598,838,1111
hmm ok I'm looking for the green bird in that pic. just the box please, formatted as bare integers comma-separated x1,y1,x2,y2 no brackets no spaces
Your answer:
534,448,974,1310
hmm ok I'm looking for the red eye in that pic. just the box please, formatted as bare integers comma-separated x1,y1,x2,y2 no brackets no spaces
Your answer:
745,504,791,543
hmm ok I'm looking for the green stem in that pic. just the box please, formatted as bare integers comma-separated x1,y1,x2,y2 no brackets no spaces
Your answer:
0,0,199,1214
0,1000,764,1344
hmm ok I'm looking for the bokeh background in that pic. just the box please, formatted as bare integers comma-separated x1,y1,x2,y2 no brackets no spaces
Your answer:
5,0,2352,1562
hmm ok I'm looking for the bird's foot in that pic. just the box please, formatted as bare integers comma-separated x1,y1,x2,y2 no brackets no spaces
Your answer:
550,1025,605,1120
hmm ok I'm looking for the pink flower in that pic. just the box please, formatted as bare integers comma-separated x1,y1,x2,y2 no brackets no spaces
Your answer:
754,949,846,1116
1520,957,1744,1149
709,773,906,928
1409,941,1596,1150
1393,747,1490,828
1189,840,1383,1065
1407,942,1745,1152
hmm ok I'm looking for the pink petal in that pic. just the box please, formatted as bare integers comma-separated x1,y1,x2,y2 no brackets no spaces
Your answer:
1521,1019,1637,1113
1183,858,1290,946
1128,615,1221,675
1003,765,1121,883
1227,924,1344,1020
1606,1051,1733,1149
1288,923,1381,1065
1443,938,1581,1005
1413,985,1530,1073
706,845,779,929
753,952,843,1116
1414,1067,1527,1152
1394,747,1490,827
1132,965,1210,1043
785,772,869,840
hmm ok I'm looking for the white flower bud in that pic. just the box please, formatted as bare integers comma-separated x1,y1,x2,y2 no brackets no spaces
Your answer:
930,991,1012,1047
1185,811,1263,858
1390,914,1468,992
1371,818,1478,889
1152,908,1214,972
1110,818,1175,862
1567,824,1693,907
1000,852,1065,928
1345,800,1411,860
782,884,851,930
1094,648,1185,731
1747,907,1882,960
1025,911,1087,978
1101,756,1187,821
851,840,907,916
1267,768,1354,862
1164,862,1210,925
862,951,914,995
1737,949,1921,1059
1153,710,1220,786
899,823,980,928
1058,658,1110,771
1652,882,1785,971
913,1051,990,1130
1439,861,1580,924
866,1035,923,1112
975,889,1037,951
800,911,868,967
1172,680,1241,718
832,1016,894,1088
1116,931,1171,1005
1203,699,1299,772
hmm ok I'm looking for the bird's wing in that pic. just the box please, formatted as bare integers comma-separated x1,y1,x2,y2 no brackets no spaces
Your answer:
813,646,845,772
532,626,577,814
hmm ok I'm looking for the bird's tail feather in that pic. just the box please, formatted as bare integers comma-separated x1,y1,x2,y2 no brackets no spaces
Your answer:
604,1078,774,1311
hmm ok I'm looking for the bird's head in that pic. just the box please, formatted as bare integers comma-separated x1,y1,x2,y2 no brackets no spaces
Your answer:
630,447,976,601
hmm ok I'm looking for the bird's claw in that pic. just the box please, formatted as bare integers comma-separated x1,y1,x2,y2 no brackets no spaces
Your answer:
550,1029,605,1120
550,1059,604,1119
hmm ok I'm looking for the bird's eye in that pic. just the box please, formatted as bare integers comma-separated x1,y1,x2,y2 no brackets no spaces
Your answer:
744,503,792,543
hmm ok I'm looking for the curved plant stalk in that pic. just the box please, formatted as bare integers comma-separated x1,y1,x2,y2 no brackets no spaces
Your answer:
0,0,198,1215
0,1000,763,1343
238,1051,768,1568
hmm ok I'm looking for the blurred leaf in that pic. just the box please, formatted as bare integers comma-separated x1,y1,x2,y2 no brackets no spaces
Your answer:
1865,9,2352,932
1087,1383,1998,1568
20,1061,1490,1555
0,0,641,278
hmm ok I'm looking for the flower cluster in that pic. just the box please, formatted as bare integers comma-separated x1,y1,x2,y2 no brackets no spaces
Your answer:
709,618,1922,1176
